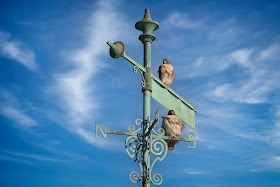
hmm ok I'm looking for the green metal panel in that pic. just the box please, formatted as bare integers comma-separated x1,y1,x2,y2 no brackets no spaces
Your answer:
152,75,197,112
151,80,196,129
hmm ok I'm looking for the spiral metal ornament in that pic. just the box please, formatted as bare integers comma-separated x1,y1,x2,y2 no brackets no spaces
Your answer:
151,139,167,156
125,136,141,159
149,139,167,185
129,170,142,183
126,135,143,183
125,123,143,184
151,173,163,185
128,119,143,133
152,127,165,136
133,66,146,87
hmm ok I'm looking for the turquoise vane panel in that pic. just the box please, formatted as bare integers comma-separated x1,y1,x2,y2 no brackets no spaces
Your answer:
151,80,195,129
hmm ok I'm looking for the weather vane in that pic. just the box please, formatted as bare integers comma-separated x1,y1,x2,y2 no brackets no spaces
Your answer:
96,8,197,187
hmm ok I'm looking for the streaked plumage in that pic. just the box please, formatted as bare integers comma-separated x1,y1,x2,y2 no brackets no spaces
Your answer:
161,110,184,151
158,59,175,87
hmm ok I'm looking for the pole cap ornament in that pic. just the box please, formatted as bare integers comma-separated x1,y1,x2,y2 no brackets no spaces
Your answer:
135,8,159,34
107,41,125,59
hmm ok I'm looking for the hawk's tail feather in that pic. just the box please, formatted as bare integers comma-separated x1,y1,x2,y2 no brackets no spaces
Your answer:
167,141,175,152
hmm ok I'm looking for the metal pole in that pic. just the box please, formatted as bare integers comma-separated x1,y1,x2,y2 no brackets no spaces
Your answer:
135,8,159,187
143,41,151,187
106,8,197,187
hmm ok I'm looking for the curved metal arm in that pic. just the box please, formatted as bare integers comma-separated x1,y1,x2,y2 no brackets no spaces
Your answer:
133,66,146,87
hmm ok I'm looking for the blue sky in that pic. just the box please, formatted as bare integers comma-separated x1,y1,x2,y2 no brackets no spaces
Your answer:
1,0,280,186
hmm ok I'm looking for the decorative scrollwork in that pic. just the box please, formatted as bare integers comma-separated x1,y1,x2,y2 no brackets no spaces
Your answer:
150,139,167,158
125,136,141,159
130,171,142,183
128,119,143,133
152,127,165,136
126,133,143,183
133,66,145,87
151,173,163,185
149,139,167,185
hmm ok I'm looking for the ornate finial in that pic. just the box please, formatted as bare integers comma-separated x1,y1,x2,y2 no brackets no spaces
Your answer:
135,8,159,42
143,8,152,21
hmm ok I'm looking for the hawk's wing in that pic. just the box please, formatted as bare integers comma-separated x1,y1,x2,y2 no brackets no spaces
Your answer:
162,115,184,130
158,65,162,80
169,115,184,129
170,64,176,80
161,116,168,130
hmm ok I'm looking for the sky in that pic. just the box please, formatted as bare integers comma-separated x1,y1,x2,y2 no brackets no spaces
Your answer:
0,0,280,186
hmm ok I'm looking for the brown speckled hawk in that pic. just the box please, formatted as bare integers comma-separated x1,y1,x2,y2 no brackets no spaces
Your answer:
161,110,184,151
158,59,176,87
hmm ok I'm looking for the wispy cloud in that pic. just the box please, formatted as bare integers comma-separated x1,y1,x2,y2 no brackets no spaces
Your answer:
0,89,37,127
0,154,35,165
162,12,201,30
267,107,280,147
176,55,234,79
252,153,280,172
260,43,280,60
0,32,37,70
50,0,132,147
5,151,67,163
211,45,280,104
184,169,216,176
231,48,254,67
208,18,242,46
186,171,205,175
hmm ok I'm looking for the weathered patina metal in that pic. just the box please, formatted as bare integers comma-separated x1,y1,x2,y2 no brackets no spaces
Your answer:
107,41,125,58
97,8,197,186
96,123,196,145
151,80,195,128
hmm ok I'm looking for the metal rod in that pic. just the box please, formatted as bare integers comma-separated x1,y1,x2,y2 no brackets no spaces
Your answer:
123,53,146,73
106,130,195,142
106,130,138,136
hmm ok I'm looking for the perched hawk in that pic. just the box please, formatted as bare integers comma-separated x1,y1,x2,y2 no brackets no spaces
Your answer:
158,59,176,87
161,110,184,151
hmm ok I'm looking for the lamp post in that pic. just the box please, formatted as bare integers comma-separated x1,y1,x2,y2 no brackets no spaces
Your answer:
96,8,197,186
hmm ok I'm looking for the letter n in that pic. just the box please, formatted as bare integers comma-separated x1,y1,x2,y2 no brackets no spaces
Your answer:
96,123,107,139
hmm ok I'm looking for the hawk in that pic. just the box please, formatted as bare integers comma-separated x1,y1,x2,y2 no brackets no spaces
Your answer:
161,110,184,151
158,59,176,87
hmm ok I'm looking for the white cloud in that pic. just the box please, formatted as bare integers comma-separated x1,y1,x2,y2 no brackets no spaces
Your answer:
176,55,234,79
260,43,280,60
0,32,37,70
267,107,280,147
253,154,280,172
186,170,205,175
0,90,37,127
183,48,254,79
210,45,280,104
5,151,67,163
231,48,254,67
162,12,201,30
51,0,132,146
208,18,242,46
0,150,79,165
